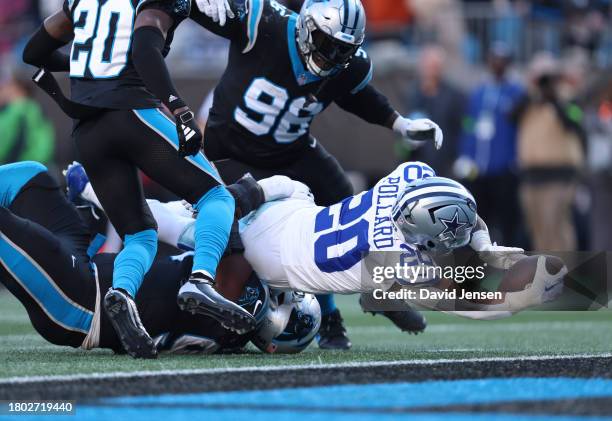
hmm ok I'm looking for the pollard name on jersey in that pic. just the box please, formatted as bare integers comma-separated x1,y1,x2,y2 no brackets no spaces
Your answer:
190,0,374,162
63,0,189,109
281,162,437,294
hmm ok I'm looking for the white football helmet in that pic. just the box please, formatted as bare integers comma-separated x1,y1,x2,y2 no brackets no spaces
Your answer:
297,0,366,76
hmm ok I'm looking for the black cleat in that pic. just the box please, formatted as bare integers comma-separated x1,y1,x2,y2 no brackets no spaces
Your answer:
103,288,157,359
359,294,427,334
317,309,352,350
177,274,256,335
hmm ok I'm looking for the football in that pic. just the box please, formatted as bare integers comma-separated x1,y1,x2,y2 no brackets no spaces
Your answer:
500,254,566,292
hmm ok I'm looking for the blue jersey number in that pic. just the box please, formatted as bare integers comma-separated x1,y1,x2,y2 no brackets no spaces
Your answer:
313,190,373,273
70,0,134,79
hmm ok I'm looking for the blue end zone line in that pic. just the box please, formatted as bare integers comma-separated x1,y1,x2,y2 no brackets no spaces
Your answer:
1,353,610,385
132,109,223,186
101,377,612,408
0,232,93,334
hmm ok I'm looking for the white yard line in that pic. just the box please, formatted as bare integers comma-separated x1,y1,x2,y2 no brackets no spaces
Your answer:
1,353,610,385
351,321,611,334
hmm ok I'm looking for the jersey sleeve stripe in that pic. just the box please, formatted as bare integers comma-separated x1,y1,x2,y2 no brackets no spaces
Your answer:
243,0,265,53
350,60,373,94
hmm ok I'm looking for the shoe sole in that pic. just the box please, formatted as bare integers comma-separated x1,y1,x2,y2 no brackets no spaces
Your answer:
104,292,157,359
177,292,256,335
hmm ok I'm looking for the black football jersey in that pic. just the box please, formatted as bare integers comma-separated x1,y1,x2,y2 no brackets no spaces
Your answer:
191,0,374,163
63,0,189,109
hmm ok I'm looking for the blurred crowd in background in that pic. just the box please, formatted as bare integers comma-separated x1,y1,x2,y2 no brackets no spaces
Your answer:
1,0,612,253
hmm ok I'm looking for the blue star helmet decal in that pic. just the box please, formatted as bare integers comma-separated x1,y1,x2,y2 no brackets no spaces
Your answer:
438,208,470,239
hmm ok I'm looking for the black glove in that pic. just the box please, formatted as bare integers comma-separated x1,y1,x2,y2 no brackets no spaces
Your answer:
175,109,203,157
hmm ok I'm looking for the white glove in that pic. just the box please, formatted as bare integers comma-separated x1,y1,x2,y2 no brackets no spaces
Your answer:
504,256,566,311
470,230,525,270
195,0,235,26
258,176,314,203
393,116,444,150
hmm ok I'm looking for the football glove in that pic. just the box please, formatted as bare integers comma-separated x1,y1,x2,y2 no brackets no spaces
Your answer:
393,117,444,150
504,256,566,311
175,109,203,158
195,0,235,26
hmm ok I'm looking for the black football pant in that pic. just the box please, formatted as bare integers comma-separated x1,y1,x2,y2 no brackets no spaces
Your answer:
0,172,97,348
73,108,222,237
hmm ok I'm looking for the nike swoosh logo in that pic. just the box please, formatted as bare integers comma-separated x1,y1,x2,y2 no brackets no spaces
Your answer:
544,283,559,292
253,299,263,315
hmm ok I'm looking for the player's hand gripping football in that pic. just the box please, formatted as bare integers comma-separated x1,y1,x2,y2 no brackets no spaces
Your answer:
175,108,203,158
195,0,235,26
393,116,444,150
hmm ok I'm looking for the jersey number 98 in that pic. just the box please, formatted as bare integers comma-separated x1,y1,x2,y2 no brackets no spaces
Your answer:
70,0,134,79
235,78,324,144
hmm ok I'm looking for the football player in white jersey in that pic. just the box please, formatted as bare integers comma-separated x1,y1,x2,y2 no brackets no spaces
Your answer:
70,161,566,319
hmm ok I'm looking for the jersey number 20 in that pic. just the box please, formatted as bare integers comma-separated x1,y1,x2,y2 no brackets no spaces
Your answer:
235,78,324,144
70,0,134,79
313,190,373,273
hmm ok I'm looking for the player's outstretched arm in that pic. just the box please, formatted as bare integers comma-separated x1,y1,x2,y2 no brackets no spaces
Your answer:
336,84,444,149
470,216,525,269
22,10,73,71
132,8,203,157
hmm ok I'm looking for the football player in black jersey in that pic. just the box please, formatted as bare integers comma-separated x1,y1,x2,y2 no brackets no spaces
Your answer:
21,0,256,358
0,162,268,355
132,0,440,349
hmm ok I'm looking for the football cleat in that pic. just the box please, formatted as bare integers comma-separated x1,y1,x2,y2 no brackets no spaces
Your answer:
359,294,427,334
103,288,157,359
63,161,89,203
177,274,257,335
317,309,352,350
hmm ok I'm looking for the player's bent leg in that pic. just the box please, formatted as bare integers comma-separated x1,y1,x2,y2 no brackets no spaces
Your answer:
177,186,256,334
129,108,255,333
0,206,96,348
74,113,159,358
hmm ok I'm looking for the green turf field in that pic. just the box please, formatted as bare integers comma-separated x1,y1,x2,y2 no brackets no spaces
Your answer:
1,291,610,380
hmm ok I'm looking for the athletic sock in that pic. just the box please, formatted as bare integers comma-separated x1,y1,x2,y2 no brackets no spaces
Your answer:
192,185,235,279
316,294,337,316
113,229,158,297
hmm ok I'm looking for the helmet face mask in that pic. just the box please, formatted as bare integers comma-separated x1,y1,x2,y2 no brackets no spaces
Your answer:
392,177,478,255
297,0,366,77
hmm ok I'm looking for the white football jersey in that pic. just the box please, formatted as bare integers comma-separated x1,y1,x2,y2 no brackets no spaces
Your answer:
278,162,438,294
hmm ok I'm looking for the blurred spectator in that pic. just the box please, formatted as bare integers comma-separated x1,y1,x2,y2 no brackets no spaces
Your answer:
0,0,40,56
513,52,586,251
0,63,54,165
409,0,465,62
562,0,611,55
397,45,464,177
585,77,612,251
455,42,525,246
361,0,413,40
